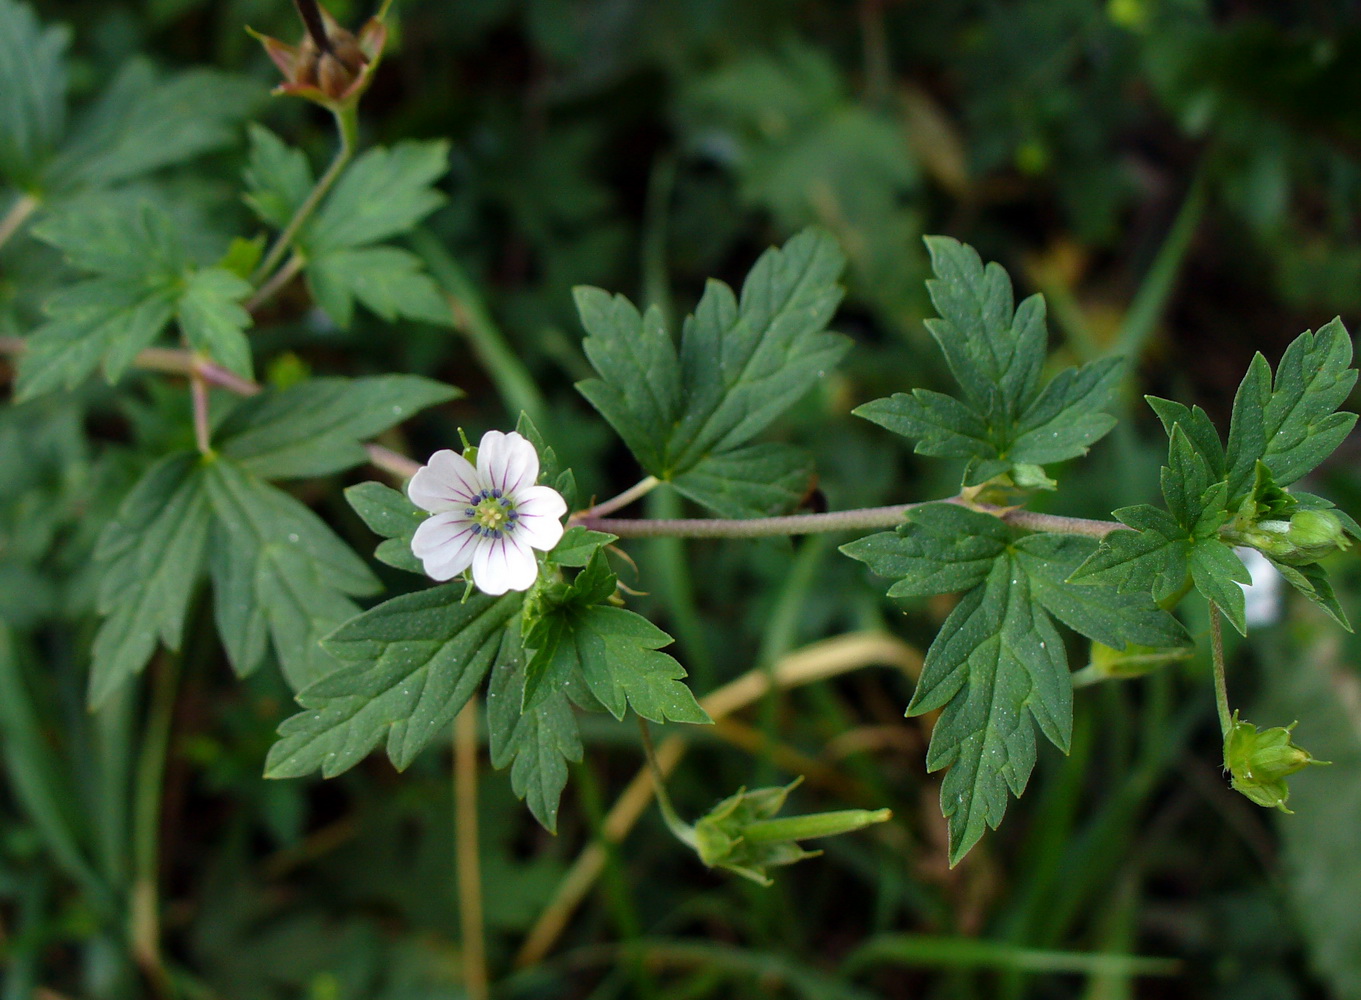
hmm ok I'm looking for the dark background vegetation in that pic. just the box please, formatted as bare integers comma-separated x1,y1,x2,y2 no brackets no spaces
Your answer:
3,0,1361,997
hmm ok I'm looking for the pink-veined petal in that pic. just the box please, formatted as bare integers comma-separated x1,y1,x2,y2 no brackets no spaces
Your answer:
471,534,538,595
411,513,479,580
409,449,482,512
514,484,567,519
513,511,565,551
477,430,540,497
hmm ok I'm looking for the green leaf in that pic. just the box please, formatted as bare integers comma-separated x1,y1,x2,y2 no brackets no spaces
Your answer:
843,502,1184,863
1012,534,1189,650
668,227,848,467
670,443,813,518
487,625,582,833
307,245,450,329
1144,395,1225,477
573,289,678,474
1188,539,1250,636
547,525,618,568
345,481,426,574
177,267,254,379
17,201,246,399
920,235,1047,410
1225,320,1357,501
265,588,520,778
0,0,69,186
854,238,1123,486
244,123,312,230
575,228,847,513
31,198,185,279
89,453,212,706
910,557,1070,866
217,375,459,481
1268,559,1350,631
523,553,709,725
303,141,449,254
48,63,260,190
840,504,1009,599
1066,505,1190,606
205,460,380,691
16,280,179,399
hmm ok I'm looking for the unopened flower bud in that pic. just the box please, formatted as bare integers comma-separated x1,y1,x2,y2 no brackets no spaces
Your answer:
1235,509,1351,567
1088,640,1190,679
1223,712,1329,812
691,777,891,885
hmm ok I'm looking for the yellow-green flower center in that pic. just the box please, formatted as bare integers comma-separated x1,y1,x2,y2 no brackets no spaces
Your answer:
476,497,509,530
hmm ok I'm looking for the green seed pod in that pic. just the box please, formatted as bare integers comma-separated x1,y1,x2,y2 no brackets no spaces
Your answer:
1223,712,1329,812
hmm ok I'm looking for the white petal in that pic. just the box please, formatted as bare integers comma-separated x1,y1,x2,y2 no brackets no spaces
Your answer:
409,449,483,513
411,513,479,580
514,484,567,519
472,534,539,595
513,511,565,552
477,430,539,496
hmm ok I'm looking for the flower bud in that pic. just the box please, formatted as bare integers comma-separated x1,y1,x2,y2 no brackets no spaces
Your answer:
692,777,891,885
1235,509,1351,567
1223,712,1329,812
1088,640,1190,679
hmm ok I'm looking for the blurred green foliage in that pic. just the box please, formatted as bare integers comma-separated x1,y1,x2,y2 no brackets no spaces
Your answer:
2,0,1361,998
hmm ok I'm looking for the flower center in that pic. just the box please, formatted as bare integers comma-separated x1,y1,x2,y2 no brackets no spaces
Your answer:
466,489,519,537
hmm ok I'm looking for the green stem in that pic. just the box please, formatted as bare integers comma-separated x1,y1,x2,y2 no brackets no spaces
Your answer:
130,655,181,997
1209,602,1232,737
190,370,213,456
637,718,697,850
410,228,548,427
575,476,661,520
244,251,303,313
582,501,1122,540
645,487,715,685
1114,165,1207,361
0,192,39,252
453,699,488,1000
251,106,358,286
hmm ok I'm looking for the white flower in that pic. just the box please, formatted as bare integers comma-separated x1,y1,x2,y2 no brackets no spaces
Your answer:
408,430,567,595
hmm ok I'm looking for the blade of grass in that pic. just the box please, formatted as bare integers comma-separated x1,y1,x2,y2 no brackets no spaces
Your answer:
843,934,1179,978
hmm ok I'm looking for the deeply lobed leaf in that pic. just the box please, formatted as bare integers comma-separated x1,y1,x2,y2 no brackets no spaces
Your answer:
575,228,847,514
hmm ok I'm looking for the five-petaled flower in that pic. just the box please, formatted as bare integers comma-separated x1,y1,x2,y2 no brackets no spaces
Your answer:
408,431,567,595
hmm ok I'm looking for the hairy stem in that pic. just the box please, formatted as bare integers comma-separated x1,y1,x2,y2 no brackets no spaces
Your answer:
453,699,488,1000
190,371,213,455
411,228,548,427
580,501,1123,540
573,476,661,520
0,193,39,252
251,106,358,286
365,443,421,479
1209,602,1232,737
637,718,697,849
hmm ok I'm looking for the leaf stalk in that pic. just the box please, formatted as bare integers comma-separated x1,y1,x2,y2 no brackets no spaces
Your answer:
580,501,1122,540
0,192,39,252
251,104,358,286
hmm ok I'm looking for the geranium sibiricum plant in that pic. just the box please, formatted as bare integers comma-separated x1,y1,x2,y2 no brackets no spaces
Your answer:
2,0,1356,930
